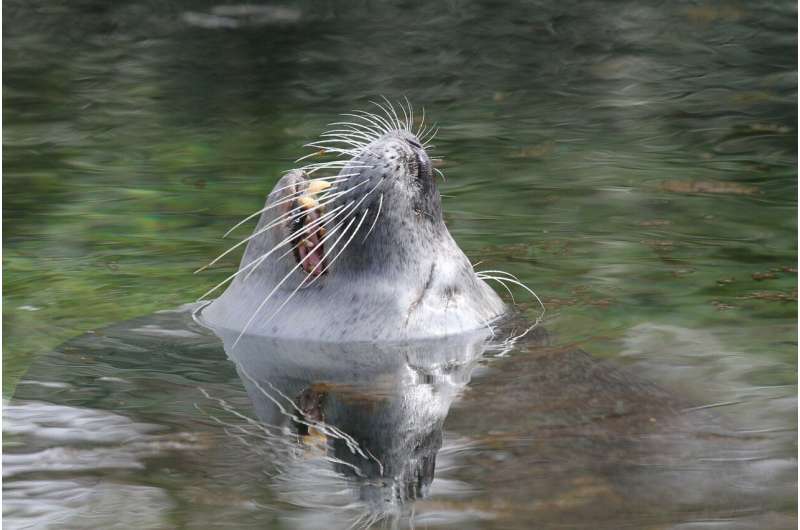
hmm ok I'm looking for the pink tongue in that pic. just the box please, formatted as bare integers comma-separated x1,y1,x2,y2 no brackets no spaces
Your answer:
305,249,322,273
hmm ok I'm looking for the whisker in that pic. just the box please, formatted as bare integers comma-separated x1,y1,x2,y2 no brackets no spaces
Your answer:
320,129,373,143
476,274,517,303
242,201,356,282
475,269,547,328
240,176,377,289
197,254,262,300
233,215,358,347
330,119,383,138
342,112,387,135
198,203,349,299
361,193,383,242
274,215,346,263
202,184,362,274
219,188,309,241
422,125,439,145
300,143,359,157
354,109,393,135
317,134,371,148
417,124,430,141
305,139,363,151
261,215,361,324
303,207,370,285
405,97,415,133
295,147,357,163
378,96,403,131
220,177,352,239
302,163,374,176
399,98,410,131
273,197,364,262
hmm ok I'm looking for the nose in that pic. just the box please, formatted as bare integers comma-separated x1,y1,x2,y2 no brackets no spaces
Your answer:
414,146,431,180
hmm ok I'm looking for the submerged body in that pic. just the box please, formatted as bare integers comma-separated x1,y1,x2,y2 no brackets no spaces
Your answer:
198,106,506,341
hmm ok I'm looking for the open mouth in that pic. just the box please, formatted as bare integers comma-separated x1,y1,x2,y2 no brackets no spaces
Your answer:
291,197,327,277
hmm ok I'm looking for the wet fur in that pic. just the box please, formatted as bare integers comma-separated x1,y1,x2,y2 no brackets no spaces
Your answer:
199,107,506,341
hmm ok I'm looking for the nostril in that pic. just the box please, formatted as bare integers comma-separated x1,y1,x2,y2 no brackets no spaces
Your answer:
407,139,422,149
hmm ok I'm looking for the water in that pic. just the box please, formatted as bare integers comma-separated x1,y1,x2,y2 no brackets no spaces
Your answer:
3,0,797,528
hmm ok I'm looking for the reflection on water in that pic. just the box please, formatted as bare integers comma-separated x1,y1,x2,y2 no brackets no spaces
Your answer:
214,322,494,525
4,307,795,529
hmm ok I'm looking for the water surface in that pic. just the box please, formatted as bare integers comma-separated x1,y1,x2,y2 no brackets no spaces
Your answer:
3,0,797,528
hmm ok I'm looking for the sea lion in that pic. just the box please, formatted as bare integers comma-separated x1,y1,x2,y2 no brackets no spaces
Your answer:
195,102,521,342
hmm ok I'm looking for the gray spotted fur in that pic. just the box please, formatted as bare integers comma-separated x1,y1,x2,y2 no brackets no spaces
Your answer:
199,131,505,341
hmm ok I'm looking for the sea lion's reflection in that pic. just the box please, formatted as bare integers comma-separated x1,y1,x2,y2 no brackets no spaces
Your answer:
210,327,492,517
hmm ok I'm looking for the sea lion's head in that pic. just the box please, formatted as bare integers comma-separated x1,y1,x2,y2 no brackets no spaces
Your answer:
199,102,512,340
233,104,453,284
289,127,445,276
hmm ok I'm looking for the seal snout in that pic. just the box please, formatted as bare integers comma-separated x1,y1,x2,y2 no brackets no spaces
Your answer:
411,143,432,180
374,133,432,182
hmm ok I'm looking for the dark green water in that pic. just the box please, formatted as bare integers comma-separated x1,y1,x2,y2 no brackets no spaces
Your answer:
3,0,797,528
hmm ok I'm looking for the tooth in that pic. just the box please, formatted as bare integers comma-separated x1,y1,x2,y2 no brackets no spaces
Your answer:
306,180,331,195
298,196,318,210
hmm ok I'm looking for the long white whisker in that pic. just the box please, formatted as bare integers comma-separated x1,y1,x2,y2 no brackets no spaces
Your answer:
233,216,357,347
416,106,426,138
303,163,374,176
261,214,363,323
321,128,375,141
274,213,349,263
273,196,364,261
325,121,378,134
303,208,370,286
476,269,522,280
330,118,383,138
304,140,363,152
298,161,365,171
295,147,357,163
417,124,430,141
316,136,370,150
382,96,402,130
241,177,374,283
241,201,355,282
476,269,546,323
221,177,351,238
361,193,383,242
197,256,262,301
476,274,517,303
378,96,402,131
219,188,309,241
198,203,349,299
355,110,393,134
342,112,387,135
399,98,410,131
423,125,439,145
202,185,360,273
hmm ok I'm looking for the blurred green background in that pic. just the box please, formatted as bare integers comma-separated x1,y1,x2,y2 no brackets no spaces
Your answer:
3,0,796,395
